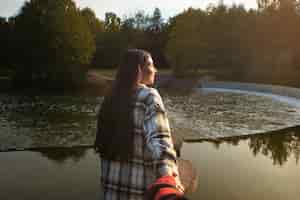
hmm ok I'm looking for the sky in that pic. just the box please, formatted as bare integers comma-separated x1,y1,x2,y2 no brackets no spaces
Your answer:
0,0,258,20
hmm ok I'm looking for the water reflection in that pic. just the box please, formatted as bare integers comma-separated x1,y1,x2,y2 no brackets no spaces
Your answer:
249,133,300,165
1,129,300,200
29,126,300,167
35,147,89,164
0,149,101,200
186,126,300,166
182,135,300,200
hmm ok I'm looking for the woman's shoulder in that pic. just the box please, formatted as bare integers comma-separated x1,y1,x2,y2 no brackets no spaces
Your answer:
137,85,161,102
137,85,166,112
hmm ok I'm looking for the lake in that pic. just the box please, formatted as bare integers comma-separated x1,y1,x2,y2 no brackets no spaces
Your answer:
1,88,300,199
1,129,300,200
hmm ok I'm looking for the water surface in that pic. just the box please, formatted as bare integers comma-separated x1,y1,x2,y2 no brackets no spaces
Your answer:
1,129,300,200
2,89,300,150
1,89,300,199
183,130,300,200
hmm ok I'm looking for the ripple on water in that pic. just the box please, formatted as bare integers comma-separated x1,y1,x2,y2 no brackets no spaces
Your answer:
161,89,300,140
0,94,102,150
1,89,300,150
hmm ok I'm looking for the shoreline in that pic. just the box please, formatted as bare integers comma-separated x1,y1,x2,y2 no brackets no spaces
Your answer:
2,70,300,99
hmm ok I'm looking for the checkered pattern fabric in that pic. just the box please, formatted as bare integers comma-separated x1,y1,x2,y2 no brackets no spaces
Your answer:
98,84,182,200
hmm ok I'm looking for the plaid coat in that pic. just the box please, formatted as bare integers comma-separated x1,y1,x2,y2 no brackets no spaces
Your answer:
97,84,182,200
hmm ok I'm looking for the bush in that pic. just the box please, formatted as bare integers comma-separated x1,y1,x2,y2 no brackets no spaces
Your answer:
13,0,95,89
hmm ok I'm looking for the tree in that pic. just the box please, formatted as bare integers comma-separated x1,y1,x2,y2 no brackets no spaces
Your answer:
105,12,121,32
0,17,8,68
0,16,15,72
165,5,254,77
81,7,105,39
143,8,170,68
121,16,139,48
134,10,149,30
165,8,212,75
148,8,164,33
0,17,6,24
92,12,125,68
257,0,300,11
14,0,95,89
80,7,105,68
257,0,279,10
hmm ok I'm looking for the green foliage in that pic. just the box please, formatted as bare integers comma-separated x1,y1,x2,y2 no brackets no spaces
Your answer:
145,8,170,68
152,8,163,25
0,17,8,68
81,7,105,40
0,17,6,24
14,0,95,89
105,12,121,32
166,8,211,75
92,12,124,68
80,7,106,69
257,0,300,11
0,16,14,72
94,8,169,69
165,3,300,85
6,1,300,89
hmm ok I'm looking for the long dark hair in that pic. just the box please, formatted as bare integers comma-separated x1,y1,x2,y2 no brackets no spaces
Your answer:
95,49,151,160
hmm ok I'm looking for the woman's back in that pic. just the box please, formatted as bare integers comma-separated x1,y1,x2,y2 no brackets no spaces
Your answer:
100,84,179,200
95,49,182,200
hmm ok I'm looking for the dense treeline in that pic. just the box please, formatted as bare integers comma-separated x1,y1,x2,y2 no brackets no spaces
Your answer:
0,0,168,89
166,0,300,85
1,0,300,89
0,17,14,76
0,0,96,89
94,8,169,69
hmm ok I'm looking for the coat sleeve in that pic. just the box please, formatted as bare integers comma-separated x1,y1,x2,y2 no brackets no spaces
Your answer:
143,88,180,178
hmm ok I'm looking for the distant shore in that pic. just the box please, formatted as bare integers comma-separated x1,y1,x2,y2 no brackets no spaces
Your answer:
2,69,300,97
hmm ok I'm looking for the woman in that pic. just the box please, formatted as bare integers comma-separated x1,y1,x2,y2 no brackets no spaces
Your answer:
94,49,184,200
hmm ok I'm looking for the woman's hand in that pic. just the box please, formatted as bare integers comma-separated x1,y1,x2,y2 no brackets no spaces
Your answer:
173,172,185,193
